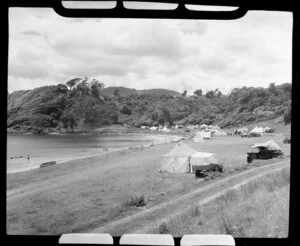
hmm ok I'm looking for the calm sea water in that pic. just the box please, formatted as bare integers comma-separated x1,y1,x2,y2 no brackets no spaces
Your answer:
7,134,161,173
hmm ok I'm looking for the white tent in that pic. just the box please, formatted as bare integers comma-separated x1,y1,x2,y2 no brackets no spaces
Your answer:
200,131,212,139
150,126,157,131
250,126,264,135
193,131,204,142
200,124,208,130
161,127,171,133
160,142,198,173
237,127,248,134
190,152,219,171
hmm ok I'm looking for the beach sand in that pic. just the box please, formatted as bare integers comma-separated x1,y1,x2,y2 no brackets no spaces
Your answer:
7,134,184,174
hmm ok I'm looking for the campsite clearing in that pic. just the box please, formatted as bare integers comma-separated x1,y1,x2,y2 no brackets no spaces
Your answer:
7,132,290,235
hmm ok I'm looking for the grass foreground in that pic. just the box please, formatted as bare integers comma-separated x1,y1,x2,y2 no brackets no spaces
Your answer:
152,167,290,237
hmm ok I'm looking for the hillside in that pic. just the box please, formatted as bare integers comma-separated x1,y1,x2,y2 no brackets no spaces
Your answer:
7,77,292,134
101,86,180,97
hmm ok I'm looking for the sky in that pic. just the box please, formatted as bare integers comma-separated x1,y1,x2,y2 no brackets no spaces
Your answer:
8,5,292,95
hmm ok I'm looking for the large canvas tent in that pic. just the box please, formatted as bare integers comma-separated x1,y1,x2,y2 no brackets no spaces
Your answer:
160,142,198,173
193,131,204,142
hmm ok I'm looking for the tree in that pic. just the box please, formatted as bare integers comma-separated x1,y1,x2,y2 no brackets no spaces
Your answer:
90,80,105,100
205,90,215,98
120,105,132,115
113,88,120,97
60,112,77,132
194,89,202,96
268,82,278,95
181,90,187,97
66,78,81,90
158,107,171,124
283,106,291,125
214,89,222,98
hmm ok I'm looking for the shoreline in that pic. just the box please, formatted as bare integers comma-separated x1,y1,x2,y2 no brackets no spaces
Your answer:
7,133,184,175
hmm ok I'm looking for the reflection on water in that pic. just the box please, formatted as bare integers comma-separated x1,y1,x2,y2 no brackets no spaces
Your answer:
7,134,165,173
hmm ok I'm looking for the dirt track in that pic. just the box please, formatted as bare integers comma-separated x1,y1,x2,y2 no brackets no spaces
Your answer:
90,160,290,235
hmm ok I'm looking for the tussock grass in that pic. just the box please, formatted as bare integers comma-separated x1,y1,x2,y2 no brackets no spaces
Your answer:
154,167,290,237
123,195,146,207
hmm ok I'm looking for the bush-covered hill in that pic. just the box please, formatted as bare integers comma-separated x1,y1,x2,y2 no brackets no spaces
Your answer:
7,77,291,134
101,87,180,97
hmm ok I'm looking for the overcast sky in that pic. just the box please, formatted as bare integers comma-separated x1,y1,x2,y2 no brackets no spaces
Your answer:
8,7,292,94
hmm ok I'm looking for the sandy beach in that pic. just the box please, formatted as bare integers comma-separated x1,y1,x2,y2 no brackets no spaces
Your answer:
7,134,184,174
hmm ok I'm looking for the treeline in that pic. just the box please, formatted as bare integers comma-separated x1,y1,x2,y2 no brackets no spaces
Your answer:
7,78,292,133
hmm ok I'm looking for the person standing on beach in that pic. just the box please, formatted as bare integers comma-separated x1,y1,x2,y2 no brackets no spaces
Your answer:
27,155,30,165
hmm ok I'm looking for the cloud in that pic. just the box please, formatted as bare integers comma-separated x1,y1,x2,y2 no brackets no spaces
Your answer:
7,8,293,95
21,30,42,36
200,59,229,72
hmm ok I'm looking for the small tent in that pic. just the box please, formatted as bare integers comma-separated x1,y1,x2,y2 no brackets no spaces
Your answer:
193,131,204,142
200,131,212,139
160,142,198,173
237,127,248,134
161,127,171,133
251,126,264,136
190,152,219,171
150,126,157,131
200,124,208,130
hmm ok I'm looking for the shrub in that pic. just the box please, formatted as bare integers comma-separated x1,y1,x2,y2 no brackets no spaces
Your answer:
124,195,146,207
158,222,170,234
283,107,291,125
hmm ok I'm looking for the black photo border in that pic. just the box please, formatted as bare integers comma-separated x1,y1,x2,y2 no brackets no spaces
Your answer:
2,1,298,246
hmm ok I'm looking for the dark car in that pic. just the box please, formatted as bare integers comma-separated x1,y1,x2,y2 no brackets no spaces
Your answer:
247,132,261,137
283,137,291,144
247,140,283,163
193,164,224,178
241,132,249,138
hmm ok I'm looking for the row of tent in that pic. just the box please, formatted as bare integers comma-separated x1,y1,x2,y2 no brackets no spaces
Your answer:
159,142,218,173
159,140,282,174
236,126,273,135
193,129,227,142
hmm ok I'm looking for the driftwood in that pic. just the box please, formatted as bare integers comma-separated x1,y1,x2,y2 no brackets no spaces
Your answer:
10,156,24,159
40,161,56,168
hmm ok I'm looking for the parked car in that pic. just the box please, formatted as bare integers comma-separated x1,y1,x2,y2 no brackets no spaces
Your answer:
194,164,224,178
247,132,261,137
241,132,249,138
283,136,291,144
247,140,283,163
265,128,275,133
